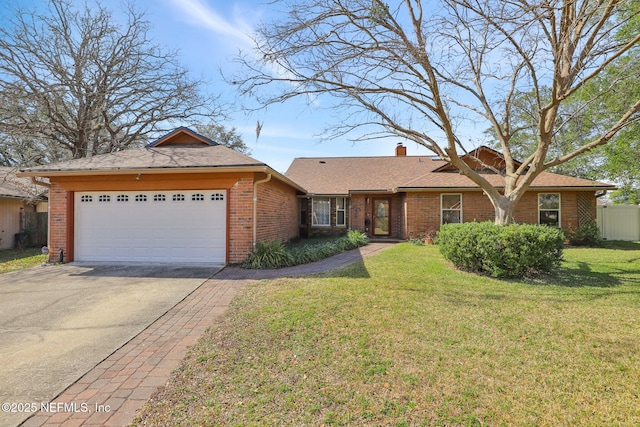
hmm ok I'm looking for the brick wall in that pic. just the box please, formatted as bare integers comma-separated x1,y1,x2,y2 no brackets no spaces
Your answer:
256,177,299,243
350,195,367,234
47,182,68,263
405,190,594,238
228,178,254,264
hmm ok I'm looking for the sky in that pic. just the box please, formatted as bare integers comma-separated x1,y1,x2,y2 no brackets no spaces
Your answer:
92,0,438,173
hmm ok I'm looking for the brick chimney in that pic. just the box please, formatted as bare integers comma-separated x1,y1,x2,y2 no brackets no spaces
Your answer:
395,143,407,156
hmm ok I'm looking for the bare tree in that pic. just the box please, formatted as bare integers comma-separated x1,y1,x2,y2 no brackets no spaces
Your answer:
0,0,222,164
232,0,640,224
193,122,252,155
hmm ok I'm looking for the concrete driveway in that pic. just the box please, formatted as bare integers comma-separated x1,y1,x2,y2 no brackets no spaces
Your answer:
0,263,221,427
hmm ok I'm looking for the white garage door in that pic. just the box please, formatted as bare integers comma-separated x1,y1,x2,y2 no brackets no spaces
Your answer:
75,190,226,263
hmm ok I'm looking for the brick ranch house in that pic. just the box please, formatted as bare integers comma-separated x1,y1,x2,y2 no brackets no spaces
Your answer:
286,144,615,241
19,128,614,264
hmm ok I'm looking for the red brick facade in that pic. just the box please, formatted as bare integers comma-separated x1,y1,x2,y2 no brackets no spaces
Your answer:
47,183,69,262
404,190,596,239
306,190,597,240
256,176,299,243
228,178,255,264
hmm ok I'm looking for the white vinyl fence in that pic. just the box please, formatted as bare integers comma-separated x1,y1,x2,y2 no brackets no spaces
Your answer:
597,205,640,241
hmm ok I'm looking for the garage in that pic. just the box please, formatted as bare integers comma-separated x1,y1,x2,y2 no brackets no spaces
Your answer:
74,190,227,263
18,127,306,264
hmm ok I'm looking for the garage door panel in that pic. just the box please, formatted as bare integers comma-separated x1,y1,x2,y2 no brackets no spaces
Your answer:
75,190,227,263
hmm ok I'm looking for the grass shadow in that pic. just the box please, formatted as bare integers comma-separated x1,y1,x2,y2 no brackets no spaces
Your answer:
0,248,42,263
519,262,640,288
600,241,640,251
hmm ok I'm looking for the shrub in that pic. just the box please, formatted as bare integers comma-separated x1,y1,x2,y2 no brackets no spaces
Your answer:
244,231,370,269
436,222,565,278
346,230,370,247
566,222,602,246
242,240,293,269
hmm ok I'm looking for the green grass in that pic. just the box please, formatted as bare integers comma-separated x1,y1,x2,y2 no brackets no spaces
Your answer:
0,248,46,274
134,242,640,426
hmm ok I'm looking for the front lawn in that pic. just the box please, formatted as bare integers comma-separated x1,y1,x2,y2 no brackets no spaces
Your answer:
0,248,47,274
135,243,640,426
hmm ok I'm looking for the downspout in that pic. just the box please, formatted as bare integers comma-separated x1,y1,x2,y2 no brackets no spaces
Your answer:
253,173,272,248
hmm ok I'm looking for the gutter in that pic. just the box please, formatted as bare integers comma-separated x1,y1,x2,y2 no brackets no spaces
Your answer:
17,165,306,194
253,173,272,248
397,185,617,192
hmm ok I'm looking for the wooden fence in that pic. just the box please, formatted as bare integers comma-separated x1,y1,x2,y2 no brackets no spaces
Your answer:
596,205,640,241
20,211,48,247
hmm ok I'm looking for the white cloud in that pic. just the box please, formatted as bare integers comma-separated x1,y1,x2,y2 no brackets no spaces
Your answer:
166,0,254,47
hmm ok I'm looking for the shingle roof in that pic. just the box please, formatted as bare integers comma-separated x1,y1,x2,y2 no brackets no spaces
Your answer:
18,144,266,174
285,156,615,194
0,167,48,200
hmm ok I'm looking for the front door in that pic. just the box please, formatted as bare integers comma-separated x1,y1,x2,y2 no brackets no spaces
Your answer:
372,198,391,236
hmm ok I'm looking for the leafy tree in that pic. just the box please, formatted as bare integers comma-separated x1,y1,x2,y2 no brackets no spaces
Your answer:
492,1,640,199
0,0,222,165
193,123,252,155
232,0,640,223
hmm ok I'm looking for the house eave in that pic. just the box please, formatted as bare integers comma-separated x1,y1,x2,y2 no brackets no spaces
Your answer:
397,185,616,192
348,189,397,195
18,165,307,193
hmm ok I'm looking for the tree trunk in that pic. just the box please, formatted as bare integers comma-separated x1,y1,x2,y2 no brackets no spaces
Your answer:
493,195,515,225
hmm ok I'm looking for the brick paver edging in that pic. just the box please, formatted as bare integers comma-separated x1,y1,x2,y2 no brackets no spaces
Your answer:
20,243,395,427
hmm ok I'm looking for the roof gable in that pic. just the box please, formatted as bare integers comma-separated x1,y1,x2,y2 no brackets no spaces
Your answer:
434,146,523,172
147,127,219,147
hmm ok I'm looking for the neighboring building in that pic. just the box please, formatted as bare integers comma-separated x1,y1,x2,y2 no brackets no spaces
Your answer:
0,167,48,250
286,144,615,241
19,128,615,264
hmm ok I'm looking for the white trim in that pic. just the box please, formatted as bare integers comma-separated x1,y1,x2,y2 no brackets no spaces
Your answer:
441,193,463,224
538,193,561,227
336,197,347,227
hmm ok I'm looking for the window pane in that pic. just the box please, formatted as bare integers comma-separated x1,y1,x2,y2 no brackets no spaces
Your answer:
442,194,461,210
442,210,461,224
539,193,559,210
336,197,346,226
312,198,330,226
540,210,559,227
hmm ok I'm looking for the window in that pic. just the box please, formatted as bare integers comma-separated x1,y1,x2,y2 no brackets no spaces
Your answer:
80,195,92,203
441,194,462,224
98,195,111,203
211,193,224,201
153,194,166,202
173,194,185,202
336,197,347,227
312,198,331,226
539,193,560,227
135,194,147,202
192,193,205,201
116,195,129,202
